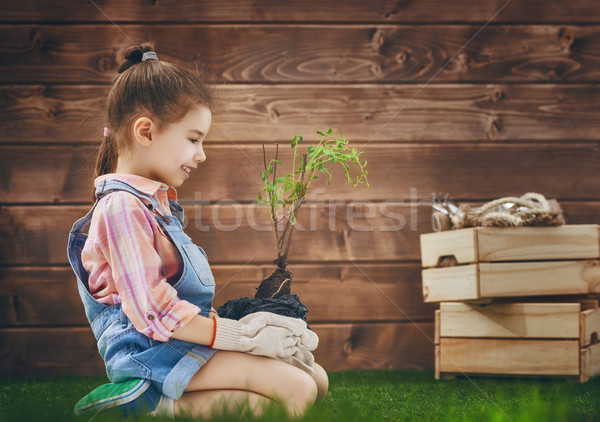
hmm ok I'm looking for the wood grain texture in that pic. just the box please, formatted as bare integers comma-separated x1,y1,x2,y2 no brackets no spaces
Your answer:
3,0,600,378
3,142,600,204
0,264,436,326
581,343,600,382
420,229,478,268
1,25,600,83
0,322,435,376
0,203,430,265
424,261,600,302
4,202,600,266
0,327,106,377
439,338,581,376
3,84,600,143
421,225,600,268
479,261,600,298
477,226,600,262
439,302,582,340
422,265,480,303
581,307,600,346
3,1,600,23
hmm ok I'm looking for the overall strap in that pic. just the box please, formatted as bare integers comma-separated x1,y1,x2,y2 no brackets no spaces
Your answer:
95,179,159,210
69,198,101,235
69,180,159,236
168,199,185,226
68,179,164,324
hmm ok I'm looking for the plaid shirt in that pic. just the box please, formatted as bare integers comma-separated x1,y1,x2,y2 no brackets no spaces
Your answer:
81,174,201,342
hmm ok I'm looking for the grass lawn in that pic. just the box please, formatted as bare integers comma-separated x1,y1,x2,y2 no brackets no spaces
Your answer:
1,370,599,421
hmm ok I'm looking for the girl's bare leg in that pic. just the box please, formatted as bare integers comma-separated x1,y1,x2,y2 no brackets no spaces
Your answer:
174,389,273,419
311,362,329,404
177,351,318,418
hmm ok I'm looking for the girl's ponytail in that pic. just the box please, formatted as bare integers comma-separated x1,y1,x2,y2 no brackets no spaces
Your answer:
93,129,118,200
95,129,118,177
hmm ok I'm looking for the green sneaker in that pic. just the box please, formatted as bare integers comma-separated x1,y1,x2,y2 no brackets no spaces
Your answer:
74,378,151,416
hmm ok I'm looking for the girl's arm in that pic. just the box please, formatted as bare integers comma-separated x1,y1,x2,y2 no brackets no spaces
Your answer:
172,314,215,345
88,192,203,342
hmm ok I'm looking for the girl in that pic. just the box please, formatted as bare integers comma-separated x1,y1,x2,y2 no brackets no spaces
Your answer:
67,43,328,419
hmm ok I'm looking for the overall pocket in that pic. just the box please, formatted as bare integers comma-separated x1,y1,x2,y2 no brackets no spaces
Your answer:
180,244,216,286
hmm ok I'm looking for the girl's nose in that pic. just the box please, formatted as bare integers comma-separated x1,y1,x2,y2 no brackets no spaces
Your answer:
194,146,206,163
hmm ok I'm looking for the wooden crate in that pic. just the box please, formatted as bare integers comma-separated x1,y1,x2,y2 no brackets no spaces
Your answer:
420,225,600,303
434,301,600,382
422,260,600,302
420,225,600,268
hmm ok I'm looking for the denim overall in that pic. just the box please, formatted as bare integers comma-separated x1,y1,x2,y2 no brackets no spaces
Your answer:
67,179,219,408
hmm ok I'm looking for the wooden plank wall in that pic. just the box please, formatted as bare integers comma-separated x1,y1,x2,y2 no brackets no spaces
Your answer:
1,1,600,377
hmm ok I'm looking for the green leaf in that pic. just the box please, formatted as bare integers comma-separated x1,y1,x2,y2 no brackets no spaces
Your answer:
292,182,302,197
258,129,368,228
284,180,294,192
291,134,303,148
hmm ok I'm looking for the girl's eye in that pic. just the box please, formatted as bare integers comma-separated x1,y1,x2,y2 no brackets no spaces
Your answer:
188,138,199,144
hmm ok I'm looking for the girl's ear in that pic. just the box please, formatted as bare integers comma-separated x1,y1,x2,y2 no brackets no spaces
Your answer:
133,116,155,147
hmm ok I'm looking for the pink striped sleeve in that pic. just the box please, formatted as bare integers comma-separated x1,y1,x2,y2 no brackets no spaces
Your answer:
95,192,200,342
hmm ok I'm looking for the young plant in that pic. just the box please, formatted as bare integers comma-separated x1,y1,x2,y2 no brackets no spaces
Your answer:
255,128,369,299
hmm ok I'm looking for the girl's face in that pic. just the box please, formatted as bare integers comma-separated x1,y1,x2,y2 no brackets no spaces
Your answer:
145,105,212,187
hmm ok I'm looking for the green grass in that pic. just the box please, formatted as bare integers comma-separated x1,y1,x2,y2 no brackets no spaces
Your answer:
1,370,599,421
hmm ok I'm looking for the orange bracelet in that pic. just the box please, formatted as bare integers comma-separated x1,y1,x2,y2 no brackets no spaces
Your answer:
209,316,217,348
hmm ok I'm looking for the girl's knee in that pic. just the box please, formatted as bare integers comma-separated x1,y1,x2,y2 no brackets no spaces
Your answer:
312,363,329,404
283,367,318,412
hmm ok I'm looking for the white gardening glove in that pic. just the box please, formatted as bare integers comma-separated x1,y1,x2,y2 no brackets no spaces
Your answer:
240,312,319,350
211,317,298,358
299,328,319,351
240,312,319,351
280,346,315,376
239,312,308,337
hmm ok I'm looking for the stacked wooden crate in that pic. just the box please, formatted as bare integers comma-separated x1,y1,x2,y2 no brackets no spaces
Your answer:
420,225,600,382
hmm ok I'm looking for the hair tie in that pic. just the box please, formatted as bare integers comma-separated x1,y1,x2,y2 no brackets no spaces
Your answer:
142,51,159,62
103,127,112,137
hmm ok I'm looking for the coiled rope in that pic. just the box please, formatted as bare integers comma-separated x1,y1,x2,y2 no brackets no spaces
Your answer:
451,192,565,229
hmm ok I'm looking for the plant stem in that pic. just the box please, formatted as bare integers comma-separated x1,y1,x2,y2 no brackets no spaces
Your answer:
277,154,307,267
263,144,281,249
